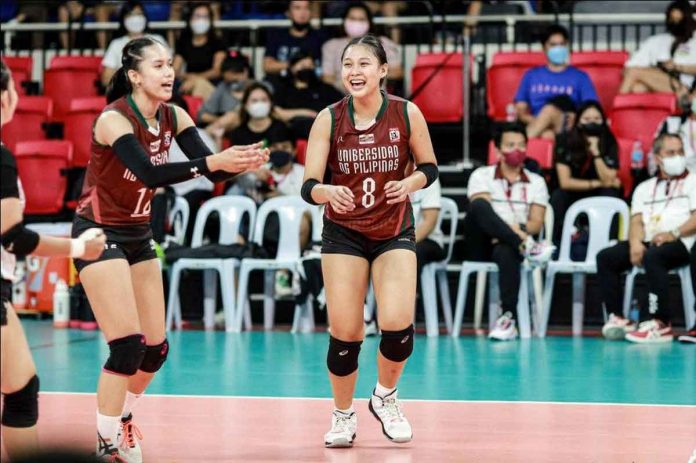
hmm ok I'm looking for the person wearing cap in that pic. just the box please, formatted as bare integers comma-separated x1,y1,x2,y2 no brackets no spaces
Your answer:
200,52,252,130
274,49,344,139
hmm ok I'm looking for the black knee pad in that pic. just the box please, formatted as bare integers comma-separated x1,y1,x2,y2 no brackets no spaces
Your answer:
379,325,414,362
139,339,169,373
326,336,362,377
2,375,39,428
103,334,146,376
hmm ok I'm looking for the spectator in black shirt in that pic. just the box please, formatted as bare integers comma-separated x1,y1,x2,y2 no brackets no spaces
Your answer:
263,1,324,88
226,81,291,147
174,2,226,100
200,52,252,130
275,49,344,139
550,100,622,245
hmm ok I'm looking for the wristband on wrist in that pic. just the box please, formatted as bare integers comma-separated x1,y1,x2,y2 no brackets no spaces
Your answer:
69,239,85,258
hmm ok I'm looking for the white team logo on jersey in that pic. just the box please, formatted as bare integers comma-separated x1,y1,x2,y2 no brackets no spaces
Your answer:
389,128,400,142
358,133,375,145
164,131,172,147
149,140,161,152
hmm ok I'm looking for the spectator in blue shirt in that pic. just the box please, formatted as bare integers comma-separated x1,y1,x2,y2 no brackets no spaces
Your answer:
514,25,598,139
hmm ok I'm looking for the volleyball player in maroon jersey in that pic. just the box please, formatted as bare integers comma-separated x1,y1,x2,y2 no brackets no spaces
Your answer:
302,34,438,447
72,37,268,462
1,60,106,460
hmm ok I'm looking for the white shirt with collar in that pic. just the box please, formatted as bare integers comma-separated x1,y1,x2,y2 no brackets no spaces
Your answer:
631,170,696,249
410,178,445,248
467,164,549,226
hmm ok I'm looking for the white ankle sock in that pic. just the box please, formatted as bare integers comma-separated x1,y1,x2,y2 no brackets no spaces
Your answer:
96,412,121,445
374,382,396,398
335,405,354,415
121,391,143,419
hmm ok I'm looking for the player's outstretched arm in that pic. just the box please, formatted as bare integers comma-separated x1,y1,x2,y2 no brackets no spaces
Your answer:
301,108,355,214
170,105,268,182
385,102,439,205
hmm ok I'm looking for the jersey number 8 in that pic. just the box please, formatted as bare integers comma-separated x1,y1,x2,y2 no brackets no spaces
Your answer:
362,177,375,208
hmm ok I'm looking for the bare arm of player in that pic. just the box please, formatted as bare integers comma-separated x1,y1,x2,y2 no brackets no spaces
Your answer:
384,102,438,205
1,198,105,260
170,105,269,181
303,108,355,214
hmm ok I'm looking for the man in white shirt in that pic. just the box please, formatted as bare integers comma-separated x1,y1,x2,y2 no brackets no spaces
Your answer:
465,124,554,341
598,133,696,344
619,1,696,97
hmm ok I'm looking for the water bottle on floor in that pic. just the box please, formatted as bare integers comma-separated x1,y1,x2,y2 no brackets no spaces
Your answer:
52,279,70,328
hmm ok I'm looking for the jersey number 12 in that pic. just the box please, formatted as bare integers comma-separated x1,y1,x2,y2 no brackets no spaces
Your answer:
131,187,152,217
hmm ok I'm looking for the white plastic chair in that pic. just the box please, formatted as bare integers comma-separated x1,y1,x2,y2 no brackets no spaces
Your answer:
539,196,630,337
232,196,316,333
420,197,459,336
471,205,555,334
166,196,256,332
622,265,696,330
168,196,190,246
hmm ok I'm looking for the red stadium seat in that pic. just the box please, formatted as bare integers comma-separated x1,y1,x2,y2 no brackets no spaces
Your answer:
182,95,204,121
14,140,72,215
486,52,546,121
610,93,678,150
1,96,53,153
50,55,102,71
487,137,554,169
615,137,634,198
44,57,102,120
3,56,33,95
295,138,308,165
64,97,106,167
410,52,473,123
570,51,629,113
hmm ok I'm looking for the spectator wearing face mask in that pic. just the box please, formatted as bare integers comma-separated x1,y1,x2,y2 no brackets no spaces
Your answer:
199,52,252,130
226,81,291,147
173,2,226,100
263,1,325,88
274,49,344,139
620,0,696,105
514,24,598,140
597,133,696,344
100,1,168,87
550,100,622,246
321,1,403,93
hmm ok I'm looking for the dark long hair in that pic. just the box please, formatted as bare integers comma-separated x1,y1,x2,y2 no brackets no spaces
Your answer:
562,100,617,168
239,81,275,127
340,34,388,87
0,59,10,92
106,36,163,103
115,1,150,38
179,2,218,44
667,0,696,56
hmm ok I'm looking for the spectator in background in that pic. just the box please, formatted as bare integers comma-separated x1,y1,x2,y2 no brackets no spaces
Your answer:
598,133,696,344
263,1,324,88
274,49,344,139
58,1,98,50
550,100,622,245
225,82,291,147
464,124,555,341
100,1,167,87
173,2,226,100
619,0,696,104
199,52,252,130
514,24,598,139
659,91,696,173
321,1,403,93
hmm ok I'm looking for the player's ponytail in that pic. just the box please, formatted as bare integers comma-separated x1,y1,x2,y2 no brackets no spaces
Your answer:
106,36,163,103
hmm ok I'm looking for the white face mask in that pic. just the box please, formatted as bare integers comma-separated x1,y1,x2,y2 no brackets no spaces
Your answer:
191,19,210,35
661,155,687,177
124,14,146,34
247,101,271,119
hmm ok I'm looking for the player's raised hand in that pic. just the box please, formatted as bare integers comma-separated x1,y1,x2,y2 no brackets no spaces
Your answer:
384,180,409,204
326,185,355,214
214,146,269,173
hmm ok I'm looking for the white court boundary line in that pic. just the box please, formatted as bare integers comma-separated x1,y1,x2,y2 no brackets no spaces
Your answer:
40,391,696,409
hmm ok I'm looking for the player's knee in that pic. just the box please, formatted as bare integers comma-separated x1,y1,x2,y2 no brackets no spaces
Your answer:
139,339,169,373
103,334,146,376
2,375,39,428
326,336,362,377
379,325,414,363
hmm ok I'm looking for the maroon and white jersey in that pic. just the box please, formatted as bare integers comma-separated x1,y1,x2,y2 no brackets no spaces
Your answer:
76,95,175,225
325,93,414,240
